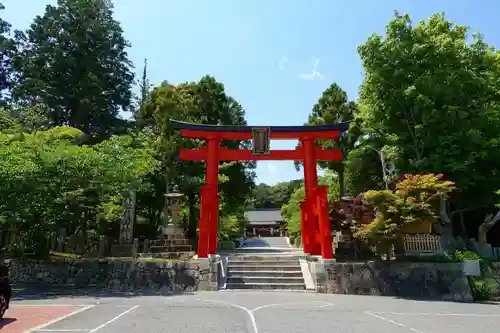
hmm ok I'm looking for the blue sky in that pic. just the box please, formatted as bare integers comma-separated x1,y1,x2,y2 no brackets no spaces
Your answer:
4,0,500,185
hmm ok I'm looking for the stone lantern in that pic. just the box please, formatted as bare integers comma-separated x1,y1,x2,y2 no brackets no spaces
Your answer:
162,185,186,239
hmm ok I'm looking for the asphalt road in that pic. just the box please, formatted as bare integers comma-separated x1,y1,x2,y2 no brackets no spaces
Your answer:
7,289,500,333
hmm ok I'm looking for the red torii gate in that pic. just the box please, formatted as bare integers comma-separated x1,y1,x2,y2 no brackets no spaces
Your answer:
171,120,348,259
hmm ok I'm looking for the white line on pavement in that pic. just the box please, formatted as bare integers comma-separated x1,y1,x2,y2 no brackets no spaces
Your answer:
26,305,95,333
88,305,140,333
365,311,424,333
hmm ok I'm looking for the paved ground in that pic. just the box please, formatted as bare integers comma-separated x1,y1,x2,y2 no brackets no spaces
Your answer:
240,237,291,248
1,288,499,332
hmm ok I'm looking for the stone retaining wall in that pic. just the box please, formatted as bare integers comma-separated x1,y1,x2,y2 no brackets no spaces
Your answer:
6,258,219,292
312,261,473,301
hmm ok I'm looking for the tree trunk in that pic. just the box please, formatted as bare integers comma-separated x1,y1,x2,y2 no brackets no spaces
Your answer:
458,211,467,236
338,163,345,198
478,210,500,255
186,192,199,249
438,198,455,251
187,193,197,238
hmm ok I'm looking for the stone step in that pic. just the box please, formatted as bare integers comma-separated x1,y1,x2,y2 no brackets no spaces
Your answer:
228,261,299,267
227,270,303,278
227,276,304,284
227,264,301,271
226,256,300,262
228,252,303,256
138,252,194,260
220,289,316,293
228,258,299,264
224,251,305,291
226,282,306,290
152,239,190,246
150,245,192,253
229,247,301,254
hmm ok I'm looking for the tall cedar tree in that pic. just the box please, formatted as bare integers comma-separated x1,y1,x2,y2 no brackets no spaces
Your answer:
0,3,16,105
13,0,134,137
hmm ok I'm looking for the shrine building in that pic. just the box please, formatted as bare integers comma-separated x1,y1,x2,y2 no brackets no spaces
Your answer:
244,209,286,237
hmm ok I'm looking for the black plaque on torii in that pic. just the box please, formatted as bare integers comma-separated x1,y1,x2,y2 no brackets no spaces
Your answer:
252,127,270,155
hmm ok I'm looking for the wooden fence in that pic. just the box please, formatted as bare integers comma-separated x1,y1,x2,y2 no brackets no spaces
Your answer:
403,234,443,254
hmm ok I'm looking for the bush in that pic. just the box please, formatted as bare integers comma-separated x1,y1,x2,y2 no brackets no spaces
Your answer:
218,240,235,250
468,277,496,301
453,250,496,301
218,215,243,242
453,250,481,262
453,250,494,271
354,174,455,252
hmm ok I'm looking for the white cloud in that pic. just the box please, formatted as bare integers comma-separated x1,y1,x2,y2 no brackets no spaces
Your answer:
277,56,289,70
267,163,278,173
299,57,324,81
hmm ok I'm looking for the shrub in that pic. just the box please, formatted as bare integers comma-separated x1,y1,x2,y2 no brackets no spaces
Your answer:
453,250,496,301
354,174,455,250
468,277,496,301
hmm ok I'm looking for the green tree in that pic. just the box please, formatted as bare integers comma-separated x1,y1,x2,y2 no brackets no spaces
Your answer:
134,58,152,121
218,215,245,241
0,107,18,131
281,172,339,240
344,146,385,195
137,81,195,232
0,2,17,105
306,83,361,197
0,126,157,257
355,174,455,255
13,0,134,137
9,103,51,132
358,12,500,222
281,187,305,239
250,180,303,209
139,76,255,243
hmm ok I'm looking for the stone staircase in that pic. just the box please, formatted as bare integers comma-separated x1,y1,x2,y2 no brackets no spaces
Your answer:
225,254,306,290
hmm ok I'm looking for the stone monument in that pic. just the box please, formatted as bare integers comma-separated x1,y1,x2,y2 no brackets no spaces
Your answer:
119,190,136,244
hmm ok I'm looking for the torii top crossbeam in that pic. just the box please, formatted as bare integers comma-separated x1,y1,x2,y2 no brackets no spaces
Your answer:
170,120,349,140
170,120,349,161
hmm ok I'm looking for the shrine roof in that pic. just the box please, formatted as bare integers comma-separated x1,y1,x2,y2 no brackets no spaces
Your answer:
245,209,283,225
170,120,349,133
